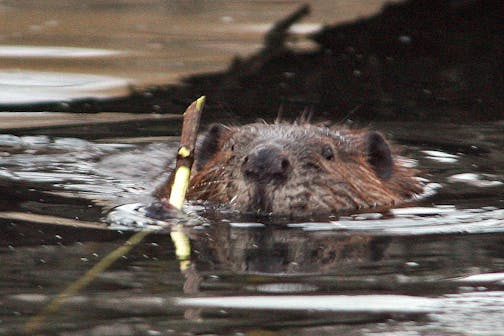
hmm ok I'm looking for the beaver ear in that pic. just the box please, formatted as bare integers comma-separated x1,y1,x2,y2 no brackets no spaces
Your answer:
365,131,393,180
196,124,225,170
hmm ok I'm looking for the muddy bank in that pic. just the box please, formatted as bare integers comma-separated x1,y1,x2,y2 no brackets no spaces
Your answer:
4,0,503,123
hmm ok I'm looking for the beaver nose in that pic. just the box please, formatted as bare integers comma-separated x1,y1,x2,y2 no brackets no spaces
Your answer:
242,145,290,184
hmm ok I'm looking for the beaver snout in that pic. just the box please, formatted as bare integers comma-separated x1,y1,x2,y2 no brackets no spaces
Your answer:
242,145,290,185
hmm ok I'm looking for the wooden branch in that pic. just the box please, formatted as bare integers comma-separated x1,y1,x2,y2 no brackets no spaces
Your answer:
155,96,205,208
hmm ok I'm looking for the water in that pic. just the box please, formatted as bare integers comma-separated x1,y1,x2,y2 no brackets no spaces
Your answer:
1,1,504,335
1,118,504,335
0,0,392,105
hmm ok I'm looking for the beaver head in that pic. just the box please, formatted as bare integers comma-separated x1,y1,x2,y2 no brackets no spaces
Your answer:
187,122,423,217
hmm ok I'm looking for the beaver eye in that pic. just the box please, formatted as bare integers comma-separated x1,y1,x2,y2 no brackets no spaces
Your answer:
321,144,334,160
229,140,236,151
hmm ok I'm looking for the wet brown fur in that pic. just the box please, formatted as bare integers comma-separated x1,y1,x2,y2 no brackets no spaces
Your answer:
187,121,423,217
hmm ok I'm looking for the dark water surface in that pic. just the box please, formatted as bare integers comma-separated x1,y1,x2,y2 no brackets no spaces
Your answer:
1,118,504,335
2,1,504,336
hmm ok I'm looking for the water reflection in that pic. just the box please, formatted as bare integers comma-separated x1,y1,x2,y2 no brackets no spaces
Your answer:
1,116,504,335
4,217,504,334
0,70,131,104
188,223,388,275
175,294,438,313
0,45,125,58
0,0,398,104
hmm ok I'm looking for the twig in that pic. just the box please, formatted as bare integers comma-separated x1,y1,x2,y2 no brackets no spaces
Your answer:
25,96,205,333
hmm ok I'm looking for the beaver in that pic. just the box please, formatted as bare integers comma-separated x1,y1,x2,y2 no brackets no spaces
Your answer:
183,121,423,217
